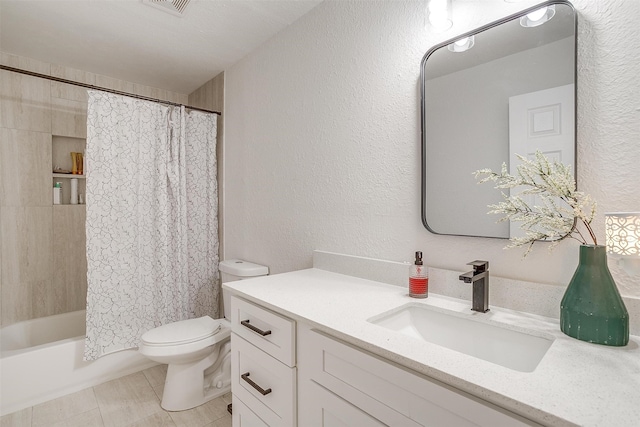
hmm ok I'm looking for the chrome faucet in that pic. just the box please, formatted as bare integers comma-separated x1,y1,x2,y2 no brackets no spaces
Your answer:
458,261,490,313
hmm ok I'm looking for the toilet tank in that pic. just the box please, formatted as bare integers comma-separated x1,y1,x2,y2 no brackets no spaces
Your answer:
219,259,269,319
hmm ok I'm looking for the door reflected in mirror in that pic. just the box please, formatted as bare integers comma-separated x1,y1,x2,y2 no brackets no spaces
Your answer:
421,1,576,238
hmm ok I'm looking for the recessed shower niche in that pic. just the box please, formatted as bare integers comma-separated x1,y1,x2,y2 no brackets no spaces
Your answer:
52,135,86,206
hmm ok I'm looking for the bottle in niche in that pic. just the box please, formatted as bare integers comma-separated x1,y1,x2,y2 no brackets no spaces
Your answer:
409,251,428,298
53,182,62,205
70,178,78,205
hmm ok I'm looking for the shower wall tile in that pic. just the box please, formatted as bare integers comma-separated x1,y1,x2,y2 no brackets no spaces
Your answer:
32,278,57,318
135,84,168,102
51,97,88,138
1,206,53,286
164,91,178,103
0,51,50,75
50,65,96,103
1,279,33,325
0,70,51,132
188,72,224,258
187,72,224,111
179,94,190,105
166,91,189,105
1,207,52,324
93,73,187,104
0,128,52,207
53,206,88,313
95,74,136,96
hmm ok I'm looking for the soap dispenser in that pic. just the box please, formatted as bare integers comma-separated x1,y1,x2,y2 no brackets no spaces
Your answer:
409,251,428,298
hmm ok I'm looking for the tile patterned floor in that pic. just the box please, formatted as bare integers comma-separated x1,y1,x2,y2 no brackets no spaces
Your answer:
1,365,232,427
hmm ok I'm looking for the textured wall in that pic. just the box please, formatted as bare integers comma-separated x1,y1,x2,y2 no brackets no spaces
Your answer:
223,0,640,298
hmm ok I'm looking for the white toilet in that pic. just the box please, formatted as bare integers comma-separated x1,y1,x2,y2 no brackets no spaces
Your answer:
139,259,268,411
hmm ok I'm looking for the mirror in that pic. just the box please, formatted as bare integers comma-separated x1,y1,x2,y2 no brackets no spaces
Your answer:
421,1,577,238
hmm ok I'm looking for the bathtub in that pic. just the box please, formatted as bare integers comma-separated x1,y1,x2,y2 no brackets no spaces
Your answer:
0,310,157,415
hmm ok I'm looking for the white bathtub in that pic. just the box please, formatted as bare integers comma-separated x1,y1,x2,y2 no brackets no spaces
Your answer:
0,310,157,415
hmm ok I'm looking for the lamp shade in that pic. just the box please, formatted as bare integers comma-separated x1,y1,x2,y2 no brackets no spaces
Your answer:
605,212,640,275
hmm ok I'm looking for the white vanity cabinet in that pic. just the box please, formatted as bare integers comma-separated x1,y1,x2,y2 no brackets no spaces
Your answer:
297,323,541,427
230,295,541,427
230,296,297,427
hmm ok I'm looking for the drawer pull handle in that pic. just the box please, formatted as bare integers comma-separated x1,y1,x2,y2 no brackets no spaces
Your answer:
241,319,272,336
241,372,272,396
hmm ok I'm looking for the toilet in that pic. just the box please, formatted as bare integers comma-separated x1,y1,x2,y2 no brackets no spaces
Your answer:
138,259,269,411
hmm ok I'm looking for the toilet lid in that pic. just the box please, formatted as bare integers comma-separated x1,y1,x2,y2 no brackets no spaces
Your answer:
141,316,222,346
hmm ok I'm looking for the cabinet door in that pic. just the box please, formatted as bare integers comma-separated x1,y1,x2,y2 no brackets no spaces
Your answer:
299,380,387,427
298,324,540,427
232,396,269,427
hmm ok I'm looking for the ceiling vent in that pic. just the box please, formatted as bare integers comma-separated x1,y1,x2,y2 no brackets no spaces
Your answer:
142,0,191,17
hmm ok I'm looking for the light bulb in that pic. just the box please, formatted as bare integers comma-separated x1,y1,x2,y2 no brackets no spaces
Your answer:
520,5,555,28
448,35,475,53
526,7,548,22
428,0,452,32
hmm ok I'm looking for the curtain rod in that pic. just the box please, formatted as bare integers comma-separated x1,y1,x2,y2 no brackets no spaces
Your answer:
0,64,221,116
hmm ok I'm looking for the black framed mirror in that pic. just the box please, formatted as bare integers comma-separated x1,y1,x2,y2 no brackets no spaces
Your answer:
421,0,577,238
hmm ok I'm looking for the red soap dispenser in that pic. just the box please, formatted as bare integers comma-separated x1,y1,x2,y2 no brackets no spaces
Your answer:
409,251,428,298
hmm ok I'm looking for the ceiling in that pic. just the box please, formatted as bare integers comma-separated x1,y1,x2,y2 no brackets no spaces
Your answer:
0,0,323,94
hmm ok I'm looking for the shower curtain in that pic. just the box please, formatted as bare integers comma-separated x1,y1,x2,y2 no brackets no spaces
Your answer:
84,91,219,360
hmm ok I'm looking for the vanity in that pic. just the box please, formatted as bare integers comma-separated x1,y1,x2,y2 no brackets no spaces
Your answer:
225,267,640,427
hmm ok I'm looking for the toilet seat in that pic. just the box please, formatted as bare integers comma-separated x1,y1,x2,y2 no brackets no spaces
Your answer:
139,318,231,361
141,316,222,347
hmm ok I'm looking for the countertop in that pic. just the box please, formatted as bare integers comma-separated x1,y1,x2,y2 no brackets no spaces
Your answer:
223,268,640,427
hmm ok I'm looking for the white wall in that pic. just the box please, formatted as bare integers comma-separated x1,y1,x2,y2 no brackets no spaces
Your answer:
223,0,640,298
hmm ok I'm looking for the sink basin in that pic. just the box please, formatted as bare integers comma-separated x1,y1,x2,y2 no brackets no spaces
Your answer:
368,303,554,372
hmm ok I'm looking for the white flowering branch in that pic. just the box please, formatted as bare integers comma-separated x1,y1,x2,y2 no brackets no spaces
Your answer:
474,151,597,256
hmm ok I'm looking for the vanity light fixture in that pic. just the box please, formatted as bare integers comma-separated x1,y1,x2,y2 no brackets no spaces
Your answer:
520,5,556,27
428,0,452,32
605,212,640,275
448,35,475,52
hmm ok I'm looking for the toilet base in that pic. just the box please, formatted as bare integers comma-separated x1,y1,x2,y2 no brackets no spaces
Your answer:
162,381,230,412
160,341,232,411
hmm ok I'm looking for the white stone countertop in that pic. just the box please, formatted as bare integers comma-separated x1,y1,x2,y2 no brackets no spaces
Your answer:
223,268,640,427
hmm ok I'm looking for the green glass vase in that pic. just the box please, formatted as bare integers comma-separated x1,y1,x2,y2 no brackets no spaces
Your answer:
560,245,629,346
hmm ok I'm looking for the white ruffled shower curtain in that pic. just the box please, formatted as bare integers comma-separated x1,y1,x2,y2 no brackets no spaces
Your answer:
84,91,219,360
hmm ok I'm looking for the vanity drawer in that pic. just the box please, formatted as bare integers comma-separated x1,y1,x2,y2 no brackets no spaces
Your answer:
298,324,539,427
231,295,296,367
232,395,269,427
231,333,297,427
